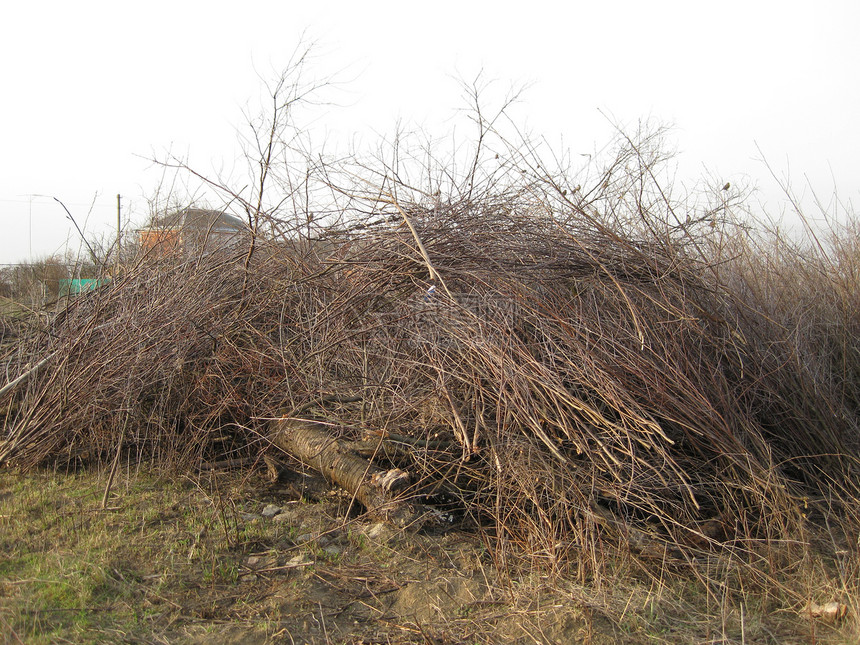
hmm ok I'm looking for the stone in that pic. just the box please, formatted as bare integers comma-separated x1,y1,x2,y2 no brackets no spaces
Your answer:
272,511,296,523
366,522,389,540
287,553,311,566
261,504,282,518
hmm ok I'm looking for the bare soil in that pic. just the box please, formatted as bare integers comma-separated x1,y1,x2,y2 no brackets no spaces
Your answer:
1,466,852,644
0,467,612,645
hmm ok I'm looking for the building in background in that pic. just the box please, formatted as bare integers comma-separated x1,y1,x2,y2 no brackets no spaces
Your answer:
138,208,248,257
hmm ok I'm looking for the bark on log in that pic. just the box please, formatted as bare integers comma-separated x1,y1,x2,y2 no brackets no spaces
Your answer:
270,417,413,523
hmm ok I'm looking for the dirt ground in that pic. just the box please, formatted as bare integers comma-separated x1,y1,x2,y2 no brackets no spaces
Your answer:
1,466,851,644
0,467,616,644
151,472,605,645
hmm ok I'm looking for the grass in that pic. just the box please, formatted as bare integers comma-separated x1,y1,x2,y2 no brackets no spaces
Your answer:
0,296,35,319
0,468,262,643
1,466,858,644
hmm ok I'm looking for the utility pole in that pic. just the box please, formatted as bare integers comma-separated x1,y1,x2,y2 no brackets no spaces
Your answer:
116,194,122,255
28,195,33,261
18,194,44,261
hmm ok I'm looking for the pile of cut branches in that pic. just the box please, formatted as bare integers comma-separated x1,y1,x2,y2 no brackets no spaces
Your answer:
2,129,859,592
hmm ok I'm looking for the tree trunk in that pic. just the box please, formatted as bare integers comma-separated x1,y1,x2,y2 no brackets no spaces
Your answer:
270,417,413,523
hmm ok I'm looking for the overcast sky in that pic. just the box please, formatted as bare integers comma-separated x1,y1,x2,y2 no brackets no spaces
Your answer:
1,0,857,265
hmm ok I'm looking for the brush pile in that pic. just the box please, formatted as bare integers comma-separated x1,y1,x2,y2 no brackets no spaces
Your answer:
2,135,860,578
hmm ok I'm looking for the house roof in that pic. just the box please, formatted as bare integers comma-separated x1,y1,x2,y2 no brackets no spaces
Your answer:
146,208,247,233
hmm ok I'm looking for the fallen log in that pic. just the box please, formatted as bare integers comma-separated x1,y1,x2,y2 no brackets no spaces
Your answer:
270,417,415,525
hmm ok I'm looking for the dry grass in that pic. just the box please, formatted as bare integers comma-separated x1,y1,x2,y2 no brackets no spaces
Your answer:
1,466,855,644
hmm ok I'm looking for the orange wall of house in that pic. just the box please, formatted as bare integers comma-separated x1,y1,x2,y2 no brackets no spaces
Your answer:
139,229,180,253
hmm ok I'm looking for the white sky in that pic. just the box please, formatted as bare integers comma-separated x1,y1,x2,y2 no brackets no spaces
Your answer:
1,0,858,265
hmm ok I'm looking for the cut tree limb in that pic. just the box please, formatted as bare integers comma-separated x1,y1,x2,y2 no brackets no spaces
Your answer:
0,352,56,399
270,417,414,524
